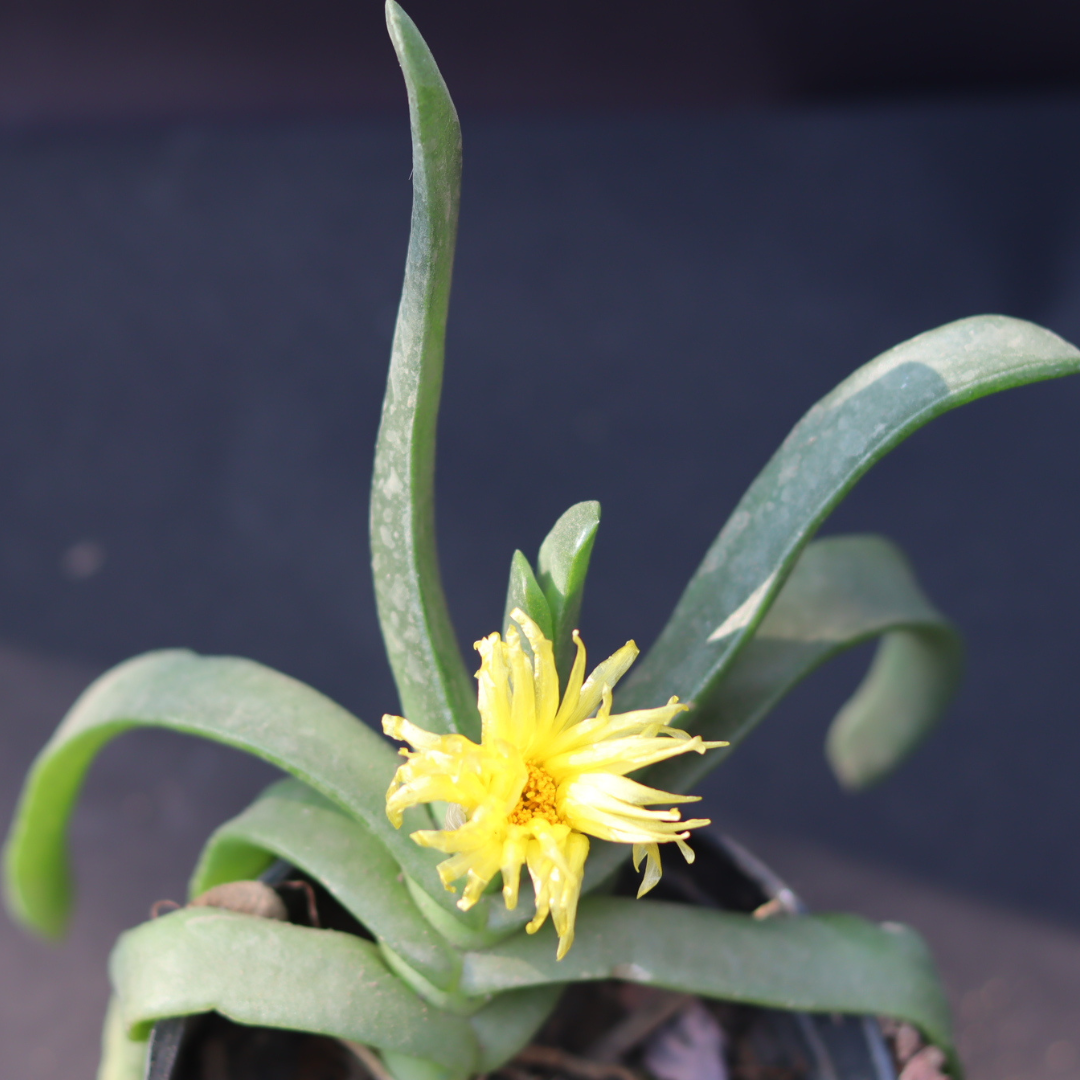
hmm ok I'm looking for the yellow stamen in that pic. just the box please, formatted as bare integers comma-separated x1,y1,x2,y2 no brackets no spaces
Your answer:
509,764,564,826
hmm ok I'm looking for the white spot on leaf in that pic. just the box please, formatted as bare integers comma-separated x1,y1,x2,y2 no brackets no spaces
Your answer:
383,468,404,497
612,962,652,981
707,571,778,642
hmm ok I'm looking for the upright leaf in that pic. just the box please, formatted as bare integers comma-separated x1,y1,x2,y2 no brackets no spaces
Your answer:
370,1,479,739
2,651,465,939
537,501,600,687
503,551,554,643
620,316,1079,720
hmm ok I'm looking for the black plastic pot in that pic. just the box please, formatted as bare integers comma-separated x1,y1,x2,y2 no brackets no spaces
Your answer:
144,834,898,1080
635,833,898,1080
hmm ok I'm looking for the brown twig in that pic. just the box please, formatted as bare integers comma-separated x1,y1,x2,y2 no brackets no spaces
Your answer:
150,899,181,918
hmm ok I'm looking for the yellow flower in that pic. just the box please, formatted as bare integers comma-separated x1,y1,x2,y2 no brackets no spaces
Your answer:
383,609,725,959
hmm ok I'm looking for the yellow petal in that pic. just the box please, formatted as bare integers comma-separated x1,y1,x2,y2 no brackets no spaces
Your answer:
506,625,539,745
459,868,492,911
382,713,445,750
566,771,703,808
552,630,589,731
476,633,512,743
525,844,553,935
549,699,690,753
565,794,710,845
552,832,589,960
500,828,529,910
636,842,663,898
509,608,561,738
548,733,722,777
572,640,638,723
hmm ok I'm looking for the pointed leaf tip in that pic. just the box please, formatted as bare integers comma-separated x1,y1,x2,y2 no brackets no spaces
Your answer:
385,1,450,96
623,315,1080,723
372,0,474,741
504,551,554,643
538,501,601,688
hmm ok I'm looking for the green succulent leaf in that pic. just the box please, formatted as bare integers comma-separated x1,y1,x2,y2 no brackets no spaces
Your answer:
468,985,567,1072
825,626,963,791
537,501,601,689
583,534,963,893
187,837,277,891
1,650,466,939
97,995,147,1080
460,896,957,1073
371,0,479,740
190,778,462,991
109,907,479,1080
644,533,963,795
619,315,1080,727
504,550,555,643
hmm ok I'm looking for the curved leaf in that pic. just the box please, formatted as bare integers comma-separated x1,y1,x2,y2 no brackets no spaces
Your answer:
190,778,462,990
620,316,1079,723
109,908,479,1080
584,534,962,891
644,533,963,795
98,995,147,1080
826,626,962,790
460,895,956,1073
187,836,276,891
2,650,461,939
371,1,479,740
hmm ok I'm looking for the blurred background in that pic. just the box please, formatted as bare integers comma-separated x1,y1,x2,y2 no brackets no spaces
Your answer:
2,1,1080,1077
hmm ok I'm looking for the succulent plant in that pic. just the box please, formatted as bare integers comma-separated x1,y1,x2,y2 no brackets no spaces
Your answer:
6,5,1080,1079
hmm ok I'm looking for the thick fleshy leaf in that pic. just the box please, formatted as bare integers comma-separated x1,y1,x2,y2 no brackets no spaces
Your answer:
825,626,963,791
537,501,601,688
644,533,963,795
619,316,1080,723
583,534,962,892
187,833,276,890
98,996,147,1080
189,778,462,990
370,1,479,740
110,908,479,1080
460,896,957,1073
1,650,462,939
503,550,554,643
468,985,566,1071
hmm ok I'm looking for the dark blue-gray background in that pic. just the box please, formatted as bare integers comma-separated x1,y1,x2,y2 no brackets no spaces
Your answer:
1,96,1079,926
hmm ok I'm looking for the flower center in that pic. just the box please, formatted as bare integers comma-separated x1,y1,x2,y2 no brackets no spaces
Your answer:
508,764,563,826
